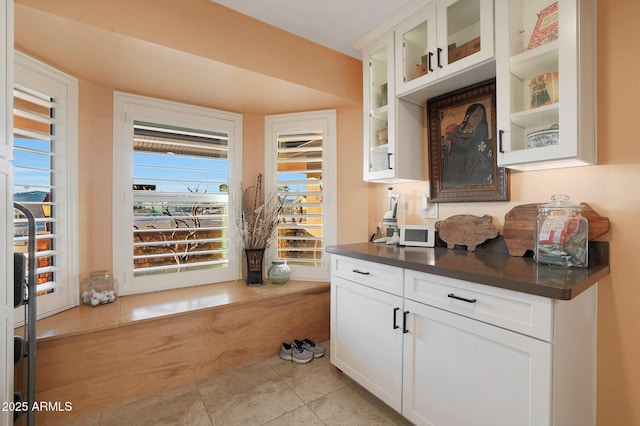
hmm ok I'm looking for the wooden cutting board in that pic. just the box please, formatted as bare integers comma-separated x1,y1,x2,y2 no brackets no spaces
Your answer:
435,214,499,252
503,203,610,256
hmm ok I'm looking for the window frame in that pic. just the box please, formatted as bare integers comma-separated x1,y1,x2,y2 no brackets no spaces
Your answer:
264,110,337,281
13,51,79,320
113,93,242,295
1,6,13,422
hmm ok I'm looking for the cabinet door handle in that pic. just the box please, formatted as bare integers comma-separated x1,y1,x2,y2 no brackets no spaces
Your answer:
403,310,410,334
387,153,393,170
447,293,477,304
437,48,443,68
393,307,400,330
499,130,505,153
352,269,370,275
428,51,434,72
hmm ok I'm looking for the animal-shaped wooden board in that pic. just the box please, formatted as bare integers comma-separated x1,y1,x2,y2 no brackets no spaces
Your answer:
435,214,499,252
503,203,610,256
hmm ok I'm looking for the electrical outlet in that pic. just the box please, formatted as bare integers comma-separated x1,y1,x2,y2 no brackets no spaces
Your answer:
424,202,438,219
421,195,438,219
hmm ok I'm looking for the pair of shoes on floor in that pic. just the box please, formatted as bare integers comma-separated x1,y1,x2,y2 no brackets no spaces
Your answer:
279,339,325,364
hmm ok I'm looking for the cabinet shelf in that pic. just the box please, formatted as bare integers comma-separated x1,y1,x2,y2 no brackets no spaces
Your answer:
371,105,388,120
511,103,559,128
510,40,559,80
370,142,389,151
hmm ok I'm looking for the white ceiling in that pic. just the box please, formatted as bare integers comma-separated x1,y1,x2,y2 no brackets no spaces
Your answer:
211,0,416,59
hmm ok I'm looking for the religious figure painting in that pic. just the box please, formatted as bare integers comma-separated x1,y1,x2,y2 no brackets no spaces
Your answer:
427,79,509,202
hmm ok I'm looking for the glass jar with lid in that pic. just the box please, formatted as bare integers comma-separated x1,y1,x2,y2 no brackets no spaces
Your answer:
535,195,588,267
81,270,118,306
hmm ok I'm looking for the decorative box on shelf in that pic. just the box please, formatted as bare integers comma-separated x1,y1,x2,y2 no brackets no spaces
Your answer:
528,2,559,50
415,64,428,78
376,128,389,145
529,71,559,109
448,37,481,64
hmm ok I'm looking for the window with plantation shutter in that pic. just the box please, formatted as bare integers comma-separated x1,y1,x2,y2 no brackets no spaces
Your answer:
276,132,324,265
113,93,242,295
132,122,230,276
13,52,79,319
265,111,337,281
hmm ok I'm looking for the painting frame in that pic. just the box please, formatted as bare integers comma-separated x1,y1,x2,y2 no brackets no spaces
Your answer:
427,78,509,203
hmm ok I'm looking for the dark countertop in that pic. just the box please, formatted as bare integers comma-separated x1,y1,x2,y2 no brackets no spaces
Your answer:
326,240,610,300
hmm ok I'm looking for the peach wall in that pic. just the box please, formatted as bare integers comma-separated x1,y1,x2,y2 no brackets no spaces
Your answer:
14,0,362,104
241,113,266,188
594,2,640,423
366,2,640,424
77,81,114,278
336,106,368,244
12,0,640,423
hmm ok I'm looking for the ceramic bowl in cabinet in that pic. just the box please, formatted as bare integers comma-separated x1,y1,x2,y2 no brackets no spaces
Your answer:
527,124,559,149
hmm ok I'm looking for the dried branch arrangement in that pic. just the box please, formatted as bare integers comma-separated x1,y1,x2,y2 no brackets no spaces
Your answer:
134,186,205,270
237,173,283,249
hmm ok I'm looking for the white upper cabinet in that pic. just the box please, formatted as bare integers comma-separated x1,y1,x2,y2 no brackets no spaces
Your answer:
362,33,424,183
395,0,494,98
358,0,496,182
495,0,597,170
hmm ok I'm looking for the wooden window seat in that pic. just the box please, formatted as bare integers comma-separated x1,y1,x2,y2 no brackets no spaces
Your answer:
19,279,330,424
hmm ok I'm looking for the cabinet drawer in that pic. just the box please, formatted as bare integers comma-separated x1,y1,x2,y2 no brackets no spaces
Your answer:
331,255,403,296
405,270,552,341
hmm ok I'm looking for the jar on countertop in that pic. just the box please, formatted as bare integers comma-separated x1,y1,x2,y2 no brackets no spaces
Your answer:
82,270,118,306
268,260,291,284
535,195,588,268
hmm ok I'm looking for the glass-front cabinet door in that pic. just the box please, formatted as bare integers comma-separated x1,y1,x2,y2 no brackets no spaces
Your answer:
363,33,395,181
496,0,597,170
396,5,438,90
363,33,425,183
396,0,494,96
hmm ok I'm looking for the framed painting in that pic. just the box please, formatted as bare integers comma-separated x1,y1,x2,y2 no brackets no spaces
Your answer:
427,78,509,202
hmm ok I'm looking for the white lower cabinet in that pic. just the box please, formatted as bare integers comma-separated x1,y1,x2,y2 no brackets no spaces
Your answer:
402,298,551,426
330,255,597,426
331,276,404,411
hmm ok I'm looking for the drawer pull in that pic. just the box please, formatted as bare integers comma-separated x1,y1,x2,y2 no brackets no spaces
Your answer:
352,269,370,275
447,293,477,304
403,311,410,334
393,307,400,330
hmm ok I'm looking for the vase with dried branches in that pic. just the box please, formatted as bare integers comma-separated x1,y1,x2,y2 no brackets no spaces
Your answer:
237,173,283,284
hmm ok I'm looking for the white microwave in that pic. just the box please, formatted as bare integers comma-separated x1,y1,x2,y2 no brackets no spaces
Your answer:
399,224,436,248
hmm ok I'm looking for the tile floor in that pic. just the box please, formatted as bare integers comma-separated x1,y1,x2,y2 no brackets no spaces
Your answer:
67,341,413,425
